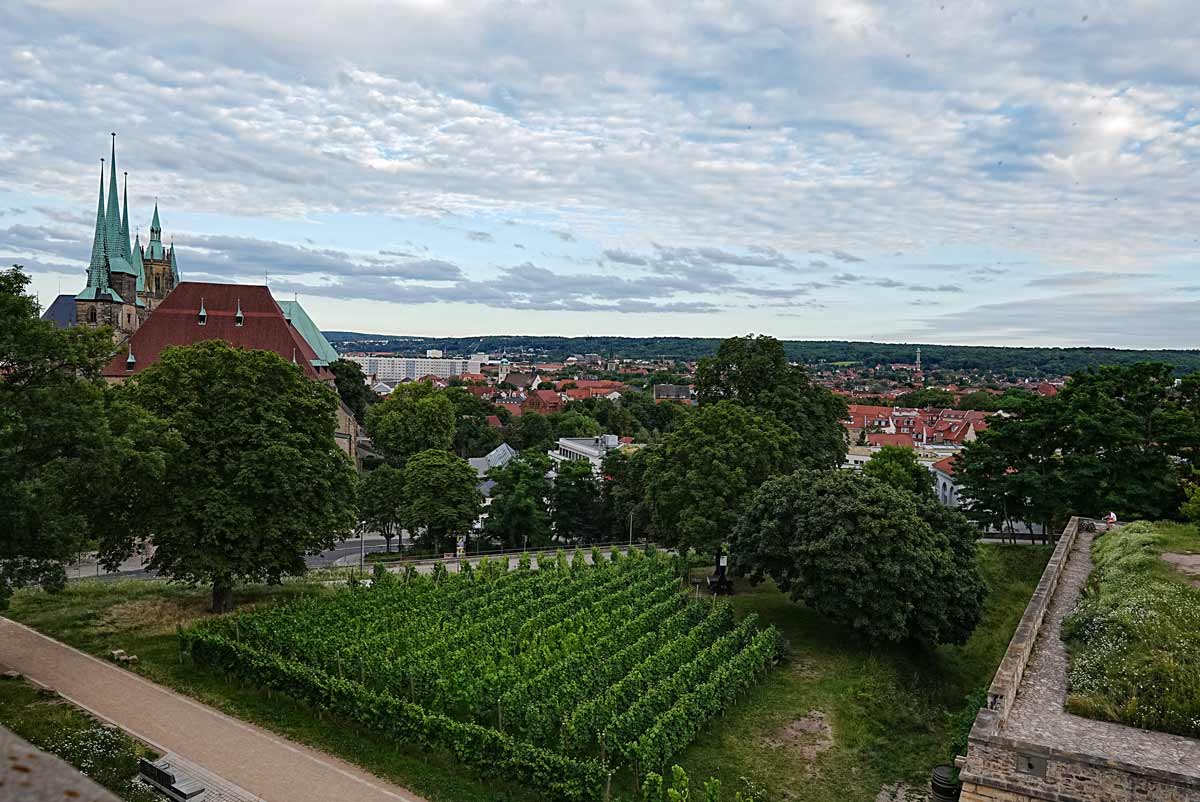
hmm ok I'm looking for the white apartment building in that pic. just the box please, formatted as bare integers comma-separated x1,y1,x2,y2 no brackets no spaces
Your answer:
548,434,641,474
349,354,482,382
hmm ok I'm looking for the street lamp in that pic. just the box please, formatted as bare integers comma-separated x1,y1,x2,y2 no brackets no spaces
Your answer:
628,510,634,547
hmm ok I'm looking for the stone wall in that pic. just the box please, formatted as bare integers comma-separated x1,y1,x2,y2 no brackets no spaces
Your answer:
959,516,1200,802
961,738,1200,802
984,517,1080,718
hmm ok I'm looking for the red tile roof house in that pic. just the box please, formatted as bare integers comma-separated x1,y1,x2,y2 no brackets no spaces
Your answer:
101,281,359,459
867,432,915,448
522,389,565,415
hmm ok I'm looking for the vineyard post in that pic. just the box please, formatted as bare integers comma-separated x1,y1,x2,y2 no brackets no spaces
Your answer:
600,729,606,765
235,619,240,643
176,622,183,665
605,771,612,802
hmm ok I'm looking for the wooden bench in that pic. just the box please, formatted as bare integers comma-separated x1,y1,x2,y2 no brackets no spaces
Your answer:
138,757,207,801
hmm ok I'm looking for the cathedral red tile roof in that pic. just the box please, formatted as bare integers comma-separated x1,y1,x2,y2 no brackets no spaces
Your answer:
102,282,324,379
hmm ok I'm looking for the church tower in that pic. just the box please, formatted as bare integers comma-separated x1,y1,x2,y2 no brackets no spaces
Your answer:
76,134,142,341
74,134,180,337
136,200,179,309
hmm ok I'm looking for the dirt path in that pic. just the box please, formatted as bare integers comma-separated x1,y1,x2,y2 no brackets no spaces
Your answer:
0,617,427,802
1162,552,1200,588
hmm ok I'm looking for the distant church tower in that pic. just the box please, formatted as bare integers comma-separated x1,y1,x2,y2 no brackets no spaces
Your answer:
916,347,922,373
75,134,180,339
134,200,180,311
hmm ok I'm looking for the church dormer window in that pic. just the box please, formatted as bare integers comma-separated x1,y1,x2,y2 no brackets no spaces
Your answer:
198,297,207,326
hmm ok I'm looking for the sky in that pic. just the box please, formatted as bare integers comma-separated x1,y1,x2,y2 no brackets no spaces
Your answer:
3,1,1200,348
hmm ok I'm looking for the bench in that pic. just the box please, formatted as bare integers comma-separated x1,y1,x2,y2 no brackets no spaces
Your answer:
138,757,207,801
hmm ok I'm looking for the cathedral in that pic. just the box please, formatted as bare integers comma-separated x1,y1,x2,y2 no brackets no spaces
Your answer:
75,134,180,341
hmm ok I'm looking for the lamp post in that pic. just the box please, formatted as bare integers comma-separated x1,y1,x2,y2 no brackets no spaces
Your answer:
628,510,634,547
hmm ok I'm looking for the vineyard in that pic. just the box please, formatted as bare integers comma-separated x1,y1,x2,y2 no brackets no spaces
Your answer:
180,547,781,801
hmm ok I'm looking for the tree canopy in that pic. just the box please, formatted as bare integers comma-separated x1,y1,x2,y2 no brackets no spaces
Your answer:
730,470,985,646
0,267,168,608
643,401,803,553
366,381,456,465
695,335,847,470
551,458,603,543
483,454,552,549
863,445,933,499
358,464,406,552
401,449,480,555
957,362,1198,532
328,358,376,424
119,340,358,611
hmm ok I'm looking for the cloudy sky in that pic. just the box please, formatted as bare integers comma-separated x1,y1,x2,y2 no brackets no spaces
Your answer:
3,1,1200,347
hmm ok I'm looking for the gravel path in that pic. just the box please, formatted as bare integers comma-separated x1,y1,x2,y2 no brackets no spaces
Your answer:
0,618,427,802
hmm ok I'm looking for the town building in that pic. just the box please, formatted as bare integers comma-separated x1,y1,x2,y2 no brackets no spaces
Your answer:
72,135,179,342
652,383,694,404
348,354,482,382
523,389,565,415
100,282,358,461
548,434,640,474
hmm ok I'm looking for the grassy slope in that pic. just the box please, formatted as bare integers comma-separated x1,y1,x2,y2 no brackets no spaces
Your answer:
675,545,1052,802
6,545,1050,802
0,676,160,802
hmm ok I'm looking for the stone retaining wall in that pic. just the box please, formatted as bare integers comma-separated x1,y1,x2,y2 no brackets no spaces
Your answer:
983,517,1080,719
959,517,1200,802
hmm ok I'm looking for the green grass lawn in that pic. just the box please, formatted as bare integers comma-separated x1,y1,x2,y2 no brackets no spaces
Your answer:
5,544,1050,802
0,674,160,802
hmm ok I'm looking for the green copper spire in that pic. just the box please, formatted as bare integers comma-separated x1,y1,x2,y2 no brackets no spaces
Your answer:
120,171,131,262
105,134,123,265
169,242,180,283
132,232,146,292
150,201,161,241
84,159,108,291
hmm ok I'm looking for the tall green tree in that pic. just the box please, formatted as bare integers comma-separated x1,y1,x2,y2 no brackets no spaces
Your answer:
483,454,552,549
958,363,1195,531
504,412,555,452
863,445,933,499
730,470,984,646
445,386,503,458
0,267,168,608
551,459,603,543
120,340,358,611
358,465,406,552
695,335,847,469
643,401,802,553
602,446,651,542
550,410,602,439
366,381,455,465
402,449,480,555
328,358,376,425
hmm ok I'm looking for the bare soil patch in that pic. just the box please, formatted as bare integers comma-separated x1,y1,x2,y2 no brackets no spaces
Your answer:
1162,553,1200,588
760,710,833,767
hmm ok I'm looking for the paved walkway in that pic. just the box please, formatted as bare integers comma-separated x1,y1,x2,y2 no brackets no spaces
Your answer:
0,618,427,802
1002,528,1200,779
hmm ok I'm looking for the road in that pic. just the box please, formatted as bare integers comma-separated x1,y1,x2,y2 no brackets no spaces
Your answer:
0,618,426,802
68,536,393,582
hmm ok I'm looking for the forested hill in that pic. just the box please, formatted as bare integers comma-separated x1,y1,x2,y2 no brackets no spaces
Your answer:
322,332,1200,376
